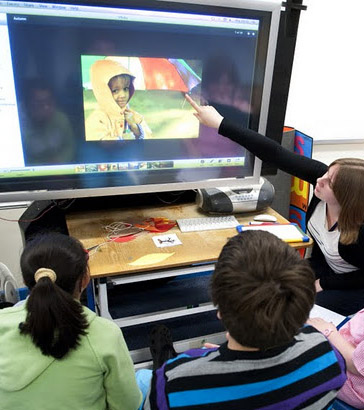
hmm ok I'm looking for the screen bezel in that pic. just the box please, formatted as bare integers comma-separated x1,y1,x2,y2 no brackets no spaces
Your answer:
0,0,282,202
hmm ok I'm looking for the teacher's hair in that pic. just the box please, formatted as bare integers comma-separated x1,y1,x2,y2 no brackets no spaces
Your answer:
19,233,89,359
211,230,315,350
330,158,364,245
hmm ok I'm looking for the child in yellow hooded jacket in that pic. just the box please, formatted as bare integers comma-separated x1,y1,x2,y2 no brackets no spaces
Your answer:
85,59,152,141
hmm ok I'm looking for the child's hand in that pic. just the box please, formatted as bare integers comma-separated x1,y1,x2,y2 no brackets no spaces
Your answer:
124,108,142,137
307,317,337,337
203,332,229,349
309,317,359,375
203,342,220,349
185,94,223,129
124,108,141,127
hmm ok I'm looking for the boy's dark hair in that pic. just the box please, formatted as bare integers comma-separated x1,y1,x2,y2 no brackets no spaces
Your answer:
19,233,89,359
211,231,315,350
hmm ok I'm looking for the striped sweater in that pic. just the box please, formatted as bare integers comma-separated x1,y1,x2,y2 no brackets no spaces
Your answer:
143,326,346,410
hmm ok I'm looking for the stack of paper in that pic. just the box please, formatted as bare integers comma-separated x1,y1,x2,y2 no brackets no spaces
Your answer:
236,223,309,243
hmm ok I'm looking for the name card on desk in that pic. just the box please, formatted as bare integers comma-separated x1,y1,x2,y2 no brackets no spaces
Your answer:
236,223,310,243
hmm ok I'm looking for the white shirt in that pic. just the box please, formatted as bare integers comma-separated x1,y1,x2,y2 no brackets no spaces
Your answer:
307,201,357,273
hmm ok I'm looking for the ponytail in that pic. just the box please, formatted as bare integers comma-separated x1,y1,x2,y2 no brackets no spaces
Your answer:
20,277,88,359
19,233,89,359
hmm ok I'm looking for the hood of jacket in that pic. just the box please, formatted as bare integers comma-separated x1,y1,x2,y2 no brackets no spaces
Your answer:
0,303,96,392
90,58,135,118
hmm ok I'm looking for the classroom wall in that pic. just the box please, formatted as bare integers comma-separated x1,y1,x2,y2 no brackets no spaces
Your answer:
284,0,364,166
285,0,364,145
312,142,364,165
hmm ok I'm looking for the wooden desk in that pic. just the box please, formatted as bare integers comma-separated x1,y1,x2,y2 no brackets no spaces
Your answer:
66,203,312,279
66,203,312,364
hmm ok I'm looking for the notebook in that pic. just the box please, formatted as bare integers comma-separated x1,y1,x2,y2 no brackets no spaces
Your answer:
236,223,310,243
309,304,347,328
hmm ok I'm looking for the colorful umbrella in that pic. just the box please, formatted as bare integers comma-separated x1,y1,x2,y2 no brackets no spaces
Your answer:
105,56,201,92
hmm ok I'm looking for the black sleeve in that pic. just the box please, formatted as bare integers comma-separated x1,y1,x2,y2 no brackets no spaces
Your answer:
310,250,364,289
338,226,364,270
219,118,328,185
320,269,364,289
319,227,364,289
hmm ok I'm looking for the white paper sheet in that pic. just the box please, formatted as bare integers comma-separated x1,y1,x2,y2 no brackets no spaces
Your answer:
309,304,346,328
152,233,182,248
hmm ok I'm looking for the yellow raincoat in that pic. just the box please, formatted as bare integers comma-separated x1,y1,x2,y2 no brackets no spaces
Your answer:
85,59,151,141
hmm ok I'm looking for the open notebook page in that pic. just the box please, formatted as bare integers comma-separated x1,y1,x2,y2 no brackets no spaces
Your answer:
309,304,346,328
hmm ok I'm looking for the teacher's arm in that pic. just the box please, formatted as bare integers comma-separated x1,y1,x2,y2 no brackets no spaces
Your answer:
185,94,327,184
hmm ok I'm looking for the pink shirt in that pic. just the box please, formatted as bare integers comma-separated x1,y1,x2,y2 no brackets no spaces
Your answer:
337,308,364,409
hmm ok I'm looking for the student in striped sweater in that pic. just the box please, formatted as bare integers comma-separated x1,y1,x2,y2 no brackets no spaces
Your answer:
143,231,346,410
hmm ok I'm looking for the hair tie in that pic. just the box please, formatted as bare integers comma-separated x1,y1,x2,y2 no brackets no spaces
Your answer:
34,268,57,283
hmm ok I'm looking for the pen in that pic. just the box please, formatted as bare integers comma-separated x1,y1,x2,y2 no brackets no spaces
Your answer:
249,221,279,226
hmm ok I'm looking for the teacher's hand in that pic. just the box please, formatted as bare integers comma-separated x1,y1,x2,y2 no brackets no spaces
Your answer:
315,279,323,292
185,94,223,129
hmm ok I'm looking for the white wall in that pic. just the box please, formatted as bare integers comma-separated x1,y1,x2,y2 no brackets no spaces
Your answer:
284,0,364,164
285,0,364,145
312,142,364,166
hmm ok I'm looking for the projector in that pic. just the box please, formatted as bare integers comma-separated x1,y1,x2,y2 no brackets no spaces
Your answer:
196,177,275,214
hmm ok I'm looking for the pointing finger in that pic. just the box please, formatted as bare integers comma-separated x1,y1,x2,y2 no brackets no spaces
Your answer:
185,94,201,112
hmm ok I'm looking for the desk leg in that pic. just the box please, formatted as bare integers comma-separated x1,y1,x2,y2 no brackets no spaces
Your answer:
97,278,113,320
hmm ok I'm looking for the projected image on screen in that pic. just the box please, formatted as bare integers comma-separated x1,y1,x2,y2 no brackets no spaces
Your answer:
81,55,201,141
0,0,281,200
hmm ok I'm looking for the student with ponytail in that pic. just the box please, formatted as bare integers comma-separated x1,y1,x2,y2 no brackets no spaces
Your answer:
0,232,142,410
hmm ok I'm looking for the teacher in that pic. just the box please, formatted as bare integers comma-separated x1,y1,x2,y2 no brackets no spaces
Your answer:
185,94,364,316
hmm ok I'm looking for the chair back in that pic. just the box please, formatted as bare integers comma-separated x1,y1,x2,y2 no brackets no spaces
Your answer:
0,262,19,305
